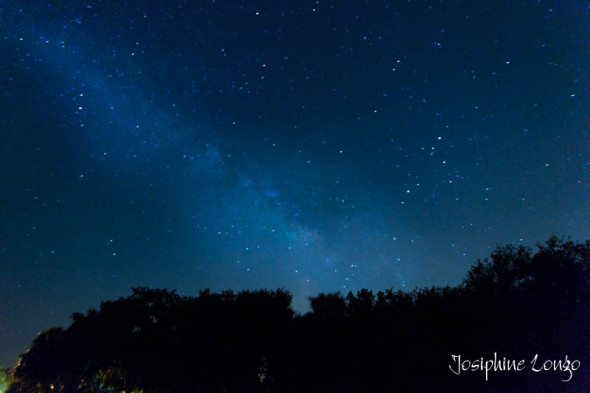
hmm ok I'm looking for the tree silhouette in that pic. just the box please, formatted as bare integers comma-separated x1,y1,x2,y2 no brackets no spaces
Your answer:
8,237,590,393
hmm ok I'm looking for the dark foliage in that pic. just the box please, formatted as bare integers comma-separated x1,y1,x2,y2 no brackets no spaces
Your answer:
8,237,590,393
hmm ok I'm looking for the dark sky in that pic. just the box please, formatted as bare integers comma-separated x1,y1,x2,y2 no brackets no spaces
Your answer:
1,0,589,366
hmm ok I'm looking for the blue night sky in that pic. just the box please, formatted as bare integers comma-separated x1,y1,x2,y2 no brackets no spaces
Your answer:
1,0,589,366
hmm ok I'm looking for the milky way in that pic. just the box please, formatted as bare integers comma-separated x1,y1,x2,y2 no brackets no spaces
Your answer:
1,0,589,366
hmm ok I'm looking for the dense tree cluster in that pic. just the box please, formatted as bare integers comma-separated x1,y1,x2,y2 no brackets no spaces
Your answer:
6,237,590,392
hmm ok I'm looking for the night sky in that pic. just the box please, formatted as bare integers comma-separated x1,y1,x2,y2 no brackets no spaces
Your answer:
1,0,589,366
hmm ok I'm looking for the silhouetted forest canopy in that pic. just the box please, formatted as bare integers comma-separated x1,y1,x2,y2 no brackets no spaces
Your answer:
6,237,590,393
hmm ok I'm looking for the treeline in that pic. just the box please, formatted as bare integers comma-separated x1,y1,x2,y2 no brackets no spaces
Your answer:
7,237,590,393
